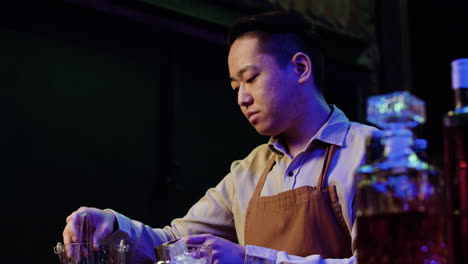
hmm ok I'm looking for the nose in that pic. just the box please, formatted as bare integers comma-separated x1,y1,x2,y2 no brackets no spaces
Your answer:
237,85,253,107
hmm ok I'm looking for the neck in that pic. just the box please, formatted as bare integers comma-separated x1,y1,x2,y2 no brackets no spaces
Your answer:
283,96,331,158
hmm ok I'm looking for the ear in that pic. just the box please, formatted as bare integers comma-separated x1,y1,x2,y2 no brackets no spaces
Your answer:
291,52,312,84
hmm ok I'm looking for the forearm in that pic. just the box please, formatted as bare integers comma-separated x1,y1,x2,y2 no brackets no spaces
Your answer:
103,210,171,264
101,181,238,264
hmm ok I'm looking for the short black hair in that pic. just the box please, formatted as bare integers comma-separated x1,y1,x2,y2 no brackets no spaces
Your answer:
227,10,325,89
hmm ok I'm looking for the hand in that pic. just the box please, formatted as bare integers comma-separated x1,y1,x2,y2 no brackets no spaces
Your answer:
183,234,245,264
62,206,116,257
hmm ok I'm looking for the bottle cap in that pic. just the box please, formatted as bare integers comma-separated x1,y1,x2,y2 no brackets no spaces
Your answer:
451,58,468,89
366,91,425,128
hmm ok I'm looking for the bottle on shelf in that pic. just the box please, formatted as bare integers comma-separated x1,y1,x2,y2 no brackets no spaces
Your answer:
356,91,448,264
443,58,468,264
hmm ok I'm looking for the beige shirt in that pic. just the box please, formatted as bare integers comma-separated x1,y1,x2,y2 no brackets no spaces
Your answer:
108,105,379,264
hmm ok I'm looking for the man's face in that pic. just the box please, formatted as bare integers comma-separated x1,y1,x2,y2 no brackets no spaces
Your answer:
228,36,300,136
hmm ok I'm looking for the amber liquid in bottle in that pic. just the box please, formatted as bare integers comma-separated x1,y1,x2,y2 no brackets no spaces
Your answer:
443,87,468,264
356,91,448,264
357,212,447,264
356,166,448,264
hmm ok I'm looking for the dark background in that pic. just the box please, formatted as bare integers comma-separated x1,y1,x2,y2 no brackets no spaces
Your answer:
408,1,468,165
0,1,466,264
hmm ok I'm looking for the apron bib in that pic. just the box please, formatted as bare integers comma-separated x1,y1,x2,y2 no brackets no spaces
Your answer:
244,144,352,258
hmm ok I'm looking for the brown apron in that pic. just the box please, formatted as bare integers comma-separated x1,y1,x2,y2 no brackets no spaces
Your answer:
244,144,352,258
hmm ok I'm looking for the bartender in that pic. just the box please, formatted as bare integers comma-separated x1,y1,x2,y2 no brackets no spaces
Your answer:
63,10,378,264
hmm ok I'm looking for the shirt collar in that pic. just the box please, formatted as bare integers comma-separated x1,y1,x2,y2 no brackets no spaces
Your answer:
268,105,350,156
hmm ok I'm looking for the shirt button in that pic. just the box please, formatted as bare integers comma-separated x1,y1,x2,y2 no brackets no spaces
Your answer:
288,171,294,177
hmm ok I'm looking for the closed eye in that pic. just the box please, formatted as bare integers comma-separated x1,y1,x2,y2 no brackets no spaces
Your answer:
246,74,258,83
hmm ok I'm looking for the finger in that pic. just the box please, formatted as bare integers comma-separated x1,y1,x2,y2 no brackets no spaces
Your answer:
65,212,79,243
66,206,89,224
185,234,212,244
72,213,85,244
93,224,107,242
66,209,89,243
92,224,110,251
63,225,73,245
63,219,79,258
66,224,86,258
64,208,92,259
62,227,73,258
63,230,73,259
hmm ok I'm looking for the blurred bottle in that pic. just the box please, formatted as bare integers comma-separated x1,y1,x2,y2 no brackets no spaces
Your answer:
365,132,428,163
356,91,448,264
364,130,384,164
443,58,468,264
414,138,428,162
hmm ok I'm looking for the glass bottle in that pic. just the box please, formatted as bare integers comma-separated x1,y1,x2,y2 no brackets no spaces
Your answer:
356,91,448,264
413,138,428,162
443,58,468,264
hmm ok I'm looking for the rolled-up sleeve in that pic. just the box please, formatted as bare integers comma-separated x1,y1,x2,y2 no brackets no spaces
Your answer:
105,171,239,264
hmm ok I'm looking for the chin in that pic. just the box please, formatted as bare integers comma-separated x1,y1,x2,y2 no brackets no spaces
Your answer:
254,126,279,137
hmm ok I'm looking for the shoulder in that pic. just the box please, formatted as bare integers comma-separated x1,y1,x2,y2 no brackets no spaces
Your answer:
348,122,380,139
230,143,274,173
224,143,277,190
343,122,380,150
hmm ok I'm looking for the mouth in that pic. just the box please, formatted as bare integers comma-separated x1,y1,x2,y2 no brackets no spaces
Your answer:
246,111,259,123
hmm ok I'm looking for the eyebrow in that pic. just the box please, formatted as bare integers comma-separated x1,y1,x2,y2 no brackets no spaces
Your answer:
229,65,256,82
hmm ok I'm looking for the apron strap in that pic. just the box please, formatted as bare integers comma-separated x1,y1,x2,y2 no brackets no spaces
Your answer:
328,185,352,235
319,144,350,235
254,144,338,195
252,153,276,197
317,144,337,190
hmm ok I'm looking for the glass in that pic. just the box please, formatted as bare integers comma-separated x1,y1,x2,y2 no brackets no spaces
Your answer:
54,213,129,264
155,240,212,264
356,91,448,264
53,240,129,264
